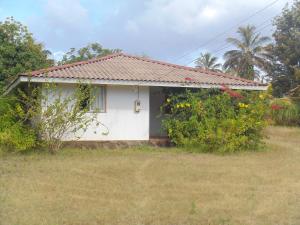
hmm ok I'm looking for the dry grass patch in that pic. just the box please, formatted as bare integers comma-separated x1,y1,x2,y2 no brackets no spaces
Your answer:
0,126,300,225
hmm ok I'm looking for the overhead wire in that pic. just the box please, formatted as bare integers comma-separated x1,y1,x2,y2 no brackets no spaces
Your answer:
158,0,287,78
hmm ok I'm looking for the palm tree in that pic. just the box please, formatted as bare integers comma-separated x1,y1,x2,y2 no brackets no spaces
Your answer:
195,52,222,71
223,25,272,80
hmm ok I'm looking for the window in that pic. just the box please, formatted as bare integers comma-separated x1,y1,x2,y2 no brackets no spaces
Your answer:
79,85,90,111
90,86,106,112
79,85,106,113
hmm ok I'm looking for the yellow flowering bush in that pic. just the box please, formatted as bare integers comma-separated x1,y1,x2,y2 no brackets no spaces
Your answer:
238,102,249,108
162,89,269,153
0,97,36,152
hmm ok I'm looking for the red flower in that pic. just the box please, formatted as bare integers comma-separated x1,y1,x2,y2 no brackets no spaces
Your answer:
220,85,228,91
220,85,244,99
270,104,285,110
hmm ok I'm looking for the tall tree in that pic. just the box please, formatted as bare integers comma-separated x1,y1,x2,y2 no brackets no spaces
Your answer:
58,43,122,65
0,17,54,89
223,25,272,80
195,52,222,71
271,1,300,97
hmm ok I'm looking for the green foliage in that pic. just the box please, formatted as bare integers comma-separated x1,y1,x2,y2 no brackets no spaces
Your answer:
0,97,36,152
0,82,104,153
161,89,268,153
223,25,272,80
16,83,102,153
195,52,222,71
272,1,300,97
270,98,300,126
0,17,54,89
58,42,122,65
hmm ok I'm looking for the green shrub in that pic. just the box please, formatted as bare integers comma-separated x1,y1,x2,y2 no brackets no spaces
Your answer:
0,98,36,152
161,89,268,153
0,82,102,153
270,98,300,126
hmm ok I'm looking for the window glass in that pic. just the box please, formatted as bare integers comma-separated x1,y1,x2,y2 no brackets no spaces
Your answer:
79,85,90,110
90,86,106,112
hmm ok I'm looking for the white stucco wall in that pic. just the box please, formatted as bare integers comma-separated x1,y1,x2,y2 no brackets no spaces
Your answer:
43,84,150,141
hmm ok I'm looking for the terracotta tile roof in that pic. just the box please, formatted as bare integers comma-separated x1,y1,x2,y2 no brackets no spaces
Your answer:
23,53,266,87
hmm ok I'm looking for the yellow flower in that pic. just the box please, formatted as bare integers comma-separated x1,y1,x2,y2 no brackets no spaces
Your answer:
186,103,191,107
180,103,184,108
167,98,171,103
259,94,264,100
176,104,180,108
16,104,24,115
238,103,249,108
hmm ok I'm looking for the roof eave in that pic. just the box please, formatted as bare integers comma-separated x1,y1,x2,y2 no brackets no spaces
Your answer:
2,76,22,96
9,76,268,91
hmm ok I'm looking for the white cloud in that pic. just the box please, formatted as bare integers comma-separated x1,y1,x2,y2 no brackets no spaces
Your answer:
98,0,287,61
25,0,288,63
28,0,94,52
44,0,90,31
51,50,65,61
125,0,228,34
201,6,218,20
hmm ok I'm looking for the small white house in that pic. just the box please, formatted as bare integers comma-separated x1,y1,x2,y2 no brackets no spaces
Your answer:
6,53,267,142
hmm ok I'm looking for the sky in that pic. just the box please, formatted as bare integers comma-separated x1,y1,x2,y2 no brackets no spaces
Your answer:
0,0,290,65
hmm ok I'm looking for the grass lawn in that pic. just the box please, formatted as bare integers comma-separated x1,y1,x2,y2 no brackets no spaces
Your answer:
0,126,300,225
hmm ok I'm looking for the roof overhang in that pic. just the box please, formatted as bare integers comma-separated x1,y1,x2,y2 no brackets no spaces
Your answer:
4,75,268,95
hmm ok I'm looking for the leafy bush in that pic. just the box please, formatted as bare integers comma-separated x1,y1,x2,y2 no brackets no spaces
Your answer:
270,98,300,126
0,82,104,153
0,98,36,152
16,83,102,153
161,88,268,153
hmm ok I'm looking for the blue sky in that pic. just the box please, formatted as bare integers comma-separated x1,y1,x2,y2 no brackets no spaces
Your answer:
0,0,289,64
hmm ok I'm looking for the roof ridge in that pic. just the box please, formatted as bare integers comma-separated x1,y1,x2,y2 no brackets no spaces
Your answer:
25,53,123,76
119,54,261,85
